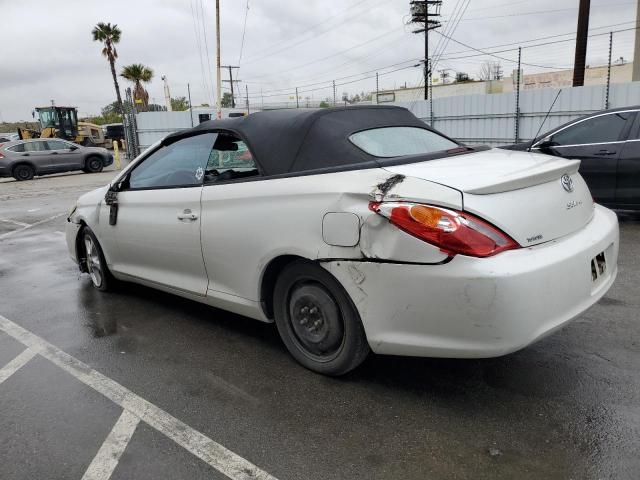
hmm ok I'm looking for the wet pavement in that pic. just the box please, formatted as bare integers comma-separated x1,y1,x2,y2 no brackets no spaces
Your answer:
0,173,639,479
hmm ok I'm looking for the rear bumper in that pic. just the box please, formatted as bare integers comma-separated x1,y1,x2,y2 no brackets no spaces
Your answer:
323,205,619,358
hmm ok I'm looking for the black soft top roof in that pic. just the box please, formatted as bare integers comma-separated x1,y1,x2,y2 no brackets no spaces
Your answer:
163,105,451,176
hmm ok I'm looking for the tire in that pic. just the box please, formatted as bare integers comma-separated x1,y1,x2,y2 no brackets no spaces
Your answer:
273,260,370,375
12,164,35,181
85,156,104,173
81,227,113,291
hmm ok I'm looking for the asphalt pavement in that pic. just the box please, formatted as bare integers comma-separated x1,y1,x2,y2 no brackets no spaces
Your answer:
0,171,639,480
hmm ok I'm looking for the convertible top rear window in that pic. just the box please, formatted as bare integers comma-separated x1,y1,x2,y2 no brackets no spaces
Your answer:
349,127,458,158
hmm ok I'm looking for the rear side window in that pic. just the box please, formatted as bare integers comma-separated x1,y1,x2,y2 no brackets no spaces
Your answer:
24,141,48,152
349,127,458,158
552,112,630,145
7,144,26,152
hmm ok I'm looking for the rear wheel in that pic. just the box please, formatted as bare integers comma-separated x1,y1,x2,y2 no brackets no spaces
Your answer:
82,227,112,291
12,164,35,181
273,260,370,375
85,156,104,173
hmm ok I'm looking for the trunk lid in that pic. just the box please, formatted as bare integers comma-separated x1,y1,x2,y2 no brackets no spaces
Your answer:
383,148,594,247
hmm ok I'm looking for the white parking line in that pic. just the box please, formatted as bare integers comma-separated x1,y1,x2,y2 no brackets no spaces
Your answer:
81,410,141,480
0,348,39,385
0,218,31,227
0,314,278,480
0,213,66,240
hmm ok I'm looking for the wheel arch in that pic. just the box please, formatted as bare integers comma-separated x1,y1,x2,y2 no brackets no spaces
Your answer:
11,161,38,175
259,254,314,319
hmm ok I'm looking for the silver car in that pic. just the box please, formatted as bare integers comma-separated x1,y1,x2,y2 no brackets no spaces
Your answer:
0,139,113,181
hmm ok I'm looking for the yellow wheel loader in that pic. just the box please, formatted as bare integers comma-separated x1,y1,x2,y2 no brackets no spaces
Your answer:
17,106,107,147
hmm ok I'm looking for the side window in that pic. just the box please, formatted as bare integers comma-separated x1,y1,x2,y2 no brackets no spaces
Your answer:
46,140,71,150
204,134,260,183
128,133,217,189
8,144,26,153
552,112,630,146
24,141,48,152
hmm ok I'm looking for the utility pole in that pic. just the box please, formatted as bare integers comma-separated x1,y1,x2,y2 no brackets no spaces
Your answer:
572,0,591,87
221,65,240,108
333,80,336,106
215,0,222,118
375,72,379,104
606,31,613,109
438,69,450,84
245,84,249,114
295,87,299,108
409,1,442,100
161,75,172,111
187,83,194,127
633,0,640,80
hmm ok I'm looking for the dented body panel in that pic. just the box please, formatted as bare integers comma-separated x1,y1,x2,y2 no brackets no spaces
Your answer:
324,205,618,358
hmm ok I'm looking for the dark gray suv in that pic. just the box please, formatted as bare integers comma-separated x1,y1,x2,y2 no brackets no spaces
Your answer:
0,139,113,181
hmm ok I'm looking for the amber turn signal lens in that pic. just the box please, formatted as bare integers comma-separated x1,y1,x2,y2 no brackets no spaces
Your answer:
409,205,443,227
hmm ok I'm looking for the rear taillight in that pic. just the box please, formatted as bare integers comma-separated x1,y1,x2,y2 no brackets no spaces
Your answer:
369,201,520,258
0,151,4,158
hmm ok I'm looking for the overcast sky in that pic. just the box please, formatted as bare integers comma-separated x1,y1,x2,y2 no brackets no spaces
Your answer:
0,0,636,121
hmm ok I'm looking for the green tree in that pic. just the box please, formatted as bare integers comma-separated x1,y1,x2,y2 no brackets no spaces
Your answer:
171,96,190,111
92,22,123,114
121,64,154,111
220,92,234,108
319,100,330,108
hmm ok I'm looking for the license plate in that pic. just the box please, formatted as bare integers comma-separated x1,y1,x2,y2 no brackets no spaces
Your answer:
591,251,607,282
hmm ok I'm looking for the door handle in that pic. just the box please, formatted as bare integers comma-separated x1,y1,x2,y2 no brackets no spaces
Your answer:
177,209,198,221
21,153,30,156
595,149,616,156
51,151,58,155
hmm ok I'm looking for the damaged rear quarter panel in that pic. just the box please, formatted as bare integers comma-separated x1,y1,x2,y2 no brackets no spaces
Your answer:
361,173,462,263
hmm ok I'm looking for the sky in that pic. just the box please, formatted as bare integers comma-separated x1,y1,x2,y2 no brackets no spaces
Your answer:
0,0,637,121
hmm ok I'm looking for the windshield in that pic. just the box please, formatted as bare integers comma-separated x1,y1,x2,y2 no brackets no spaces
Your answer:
38,109,58,128
349,127,459,158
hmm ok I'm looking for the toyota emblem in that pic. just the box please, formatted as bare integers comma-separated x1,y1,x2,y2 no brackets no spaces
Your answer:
560,174,574,193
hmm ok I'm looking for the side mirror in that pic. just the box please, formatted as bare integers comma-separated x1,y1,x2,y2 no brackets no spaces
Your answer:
69,145,79,151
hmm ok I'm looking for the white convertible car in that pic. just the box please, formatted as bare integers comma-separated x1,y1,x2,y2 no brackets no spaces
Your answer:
66,106,618,375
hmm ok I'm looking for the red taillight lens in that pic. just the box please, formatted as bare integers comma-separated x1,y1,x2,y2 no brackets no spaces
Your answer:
0,151,4,158
369,201,519,258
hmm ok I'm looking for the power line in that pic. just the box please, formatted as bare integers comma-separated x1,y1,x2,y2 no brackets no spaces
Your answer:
198,0,216,102
190,0,212,105
240,0,376,63
237,0,250,69
248,24,405,81
241,0,388,66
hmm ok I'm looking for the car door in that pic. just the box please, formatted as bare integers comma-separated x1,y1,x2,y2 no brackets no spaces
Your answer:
539,111,635,205
45,140,82,171
107,132,217,295
21,140,54,173
616,110,640,208
199,132,263,299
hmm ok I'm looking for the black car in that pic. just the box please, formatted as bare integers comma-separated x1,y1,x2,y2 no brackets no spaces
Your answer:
501,106,640,210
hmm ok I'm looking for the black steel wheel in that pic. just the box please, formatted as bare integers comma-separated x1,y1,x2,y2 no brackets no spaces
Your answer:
85,156,104,173
82,227,113,291
12,164,35,181
273,260,370,375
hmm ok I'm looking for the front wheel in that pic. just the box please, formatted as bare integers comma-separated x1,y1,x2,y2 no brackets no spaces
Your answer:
85,156,104,173
82,228,113,291
273,260,370,375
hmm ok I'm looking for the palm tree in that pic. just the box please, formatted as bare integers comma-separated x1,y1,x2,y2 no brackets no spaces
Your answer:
91,22,123,114
121,64,154,112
